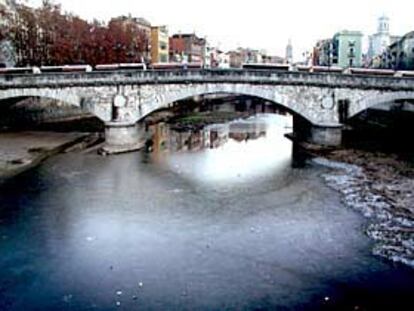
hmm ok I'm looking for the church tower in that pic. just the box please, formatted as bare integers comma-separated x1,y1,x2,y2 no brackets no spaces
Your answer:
285,39,293,64
368,15,392,59
378,15,390,34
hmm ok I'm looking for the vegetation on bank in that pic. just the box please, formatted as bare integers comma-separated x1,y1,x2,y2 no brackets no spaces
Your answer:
0,1,149,66
165,111,253,131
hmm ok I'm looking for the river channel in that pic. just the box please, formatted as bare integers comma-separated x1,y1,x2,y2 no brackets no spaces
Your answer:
0,114,413,310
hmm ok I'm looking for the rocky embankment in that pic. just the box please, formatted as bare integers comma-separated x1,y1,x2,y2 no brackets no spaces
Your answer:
313,150,414,268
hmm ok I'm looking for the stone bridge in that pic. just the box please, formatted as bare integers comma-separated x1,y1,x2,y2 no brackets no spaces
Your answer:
1,69,414,152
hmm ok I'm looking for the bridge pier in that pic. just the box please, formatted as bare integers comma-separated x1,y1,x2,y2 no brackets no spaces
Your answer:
309,125,343,147
292,116,342,147
101,122,145,155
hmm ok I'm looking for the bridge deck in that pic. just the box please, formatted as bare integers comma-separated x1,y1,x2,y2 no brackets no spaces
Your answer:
1,70,414,91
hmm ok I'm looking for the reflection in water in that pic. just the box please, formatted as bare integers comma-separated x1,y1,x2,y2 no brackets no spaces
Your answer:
148,114,293,184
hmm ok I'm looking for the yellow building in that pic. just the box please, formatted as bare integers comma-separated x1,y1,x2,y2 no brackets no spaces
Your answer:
151,26,169,63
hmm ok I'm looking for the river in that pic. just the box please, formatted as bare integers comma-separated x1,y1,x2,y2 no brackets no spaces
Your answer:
0,114,413,311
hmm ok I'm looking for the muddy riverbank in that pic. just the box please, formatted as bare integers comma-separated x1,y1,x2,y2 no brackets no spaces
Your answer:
0,132,101,181
312,149,414,268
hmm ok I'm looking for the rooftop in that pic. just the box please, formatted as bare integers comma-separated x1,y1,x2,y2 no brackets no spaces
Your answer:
335,30,363,36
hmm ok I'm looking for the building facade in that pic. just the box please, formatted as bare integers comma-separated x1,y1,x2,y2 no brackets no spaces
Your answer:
313,39,333,66
216,51,230,69
241,48,262,64
378,31,414,70
226,48,284,68
333,31,363,68
228,50,244,68
151,26,169,63
110,16,152,63
262,55,285,64
110,16,152,36
169,33,206,64
204,47,230,69
313,31,363,68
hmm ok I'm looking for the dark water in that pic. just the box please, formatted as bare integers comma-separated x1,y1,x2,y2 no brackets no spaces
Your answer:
0,114,413,311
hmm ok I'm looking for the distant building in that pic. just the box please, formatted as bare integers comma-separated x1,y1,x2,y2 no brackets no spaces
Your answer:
368,15,400,62
226,48,258,67
217,51,230,69
285,39,293,64
228,50,244,68
333,31,363,68
204,45,214,68
226,48,284,68
367,16,401,68
110,16,152,37
368,15,391,59
169,33,206,64
203,46,226,68
379,31,414,70
238,48,263,64
262,55,285,64
312,31,363,68
110,16,152,62
205,47,230,69
151,26,169,63
169,35,185,63
136,17,152,37
313,39,333,66
242,48,262,63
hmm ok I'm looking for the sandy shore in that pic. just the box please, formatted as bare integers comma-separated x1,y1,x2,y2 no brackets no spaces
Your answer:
0,131,91,181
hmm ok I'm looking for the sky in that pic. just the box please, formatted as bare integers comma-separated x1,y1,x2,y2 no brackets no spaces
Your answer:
27,0,414,61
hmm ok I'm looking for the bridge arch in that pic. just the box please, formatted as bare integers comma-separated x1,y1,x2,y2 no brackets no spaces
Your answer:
0,88,82,108
0,88,109,121
351,91,414,118
137,83,320,124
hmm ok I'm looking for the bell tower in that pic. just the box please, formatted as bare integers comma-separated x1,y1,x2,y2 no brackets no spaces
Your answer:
285,39,293,64
378,15,390,35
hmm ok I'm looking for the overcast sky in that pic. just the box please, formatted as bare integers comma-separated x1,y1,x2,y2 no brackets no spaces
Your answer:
28,0,413,61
